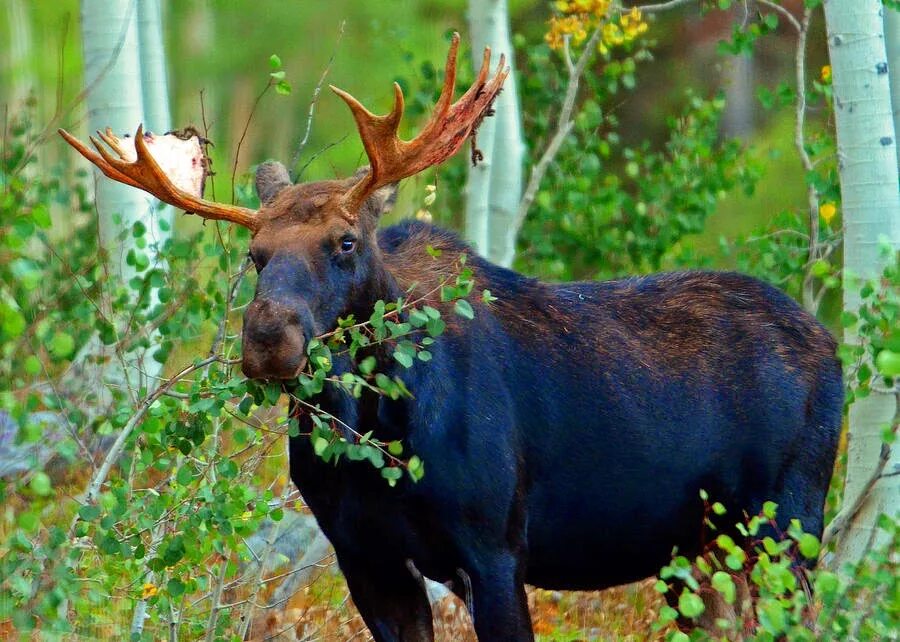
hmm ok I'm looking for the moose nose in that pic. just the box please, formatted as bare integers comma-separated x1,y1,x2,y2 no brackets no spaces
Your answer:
241,299,307,380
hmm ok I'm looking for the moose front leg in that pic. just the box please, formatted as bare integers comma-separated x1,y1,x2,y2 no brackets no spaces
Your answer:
341,559,434,642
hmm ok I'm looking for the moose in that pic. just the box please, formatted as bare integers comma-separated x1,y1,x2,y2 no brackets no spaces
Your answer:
61,34,842,642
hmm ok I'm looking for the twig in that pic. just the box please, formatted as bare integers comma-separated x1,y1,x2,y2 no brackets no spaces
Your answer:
756,0,802,34
289,21,346,179
205,554,231,642
130,520,167,637
17,0,137,179
231,82,273,204
512,23,604,239
822,416,898,549
789,7,824,315
628,0,697,14
295,134,349,181
70,354,227,536
238,481,295,639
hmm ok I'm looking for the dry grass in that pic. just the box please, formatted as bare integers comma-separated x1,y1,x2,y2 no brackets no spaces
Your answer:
243,570,668,641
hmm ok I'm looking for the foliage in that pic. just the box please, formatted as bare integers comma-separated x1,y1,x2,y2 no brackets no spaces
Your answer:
513,6,760,280
0,106,470,638
1,1,896,639
654,496,899,642
838,244,900,407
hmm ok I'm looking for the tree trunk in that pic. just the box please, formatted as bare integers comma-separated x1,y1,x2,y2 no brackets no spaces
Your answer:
885,7,900,169
78,0,171,394
824,0,900,569
137,0,174,297
465,0,524,266
6,0,32,109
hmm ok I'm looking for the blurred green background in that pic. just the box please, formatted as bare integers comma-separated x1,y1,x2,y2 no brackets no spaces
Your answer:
0,0,827,270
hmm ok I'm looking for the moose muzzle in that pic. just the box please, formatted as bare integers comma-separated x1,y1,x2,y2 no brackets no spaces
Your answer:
241,298,308,380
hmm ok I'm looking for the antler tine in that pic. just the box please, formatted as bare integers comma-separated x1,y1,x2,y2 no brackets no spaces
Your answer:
331,32,509,222
59,125,260,232
59,128,143,190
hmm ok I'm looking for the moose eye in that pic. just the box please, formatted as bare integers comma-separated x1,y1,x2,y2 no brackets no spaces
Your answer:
339,237,357,254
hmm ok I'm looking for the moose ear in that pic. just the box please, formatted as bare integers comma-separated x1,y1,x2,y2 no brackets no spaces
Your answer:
255,161,292,204
351,166,398,218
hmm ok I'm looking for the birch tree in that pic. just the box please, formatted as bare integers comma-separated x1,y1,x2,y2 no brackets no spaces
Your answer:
465,0,525,266
77,0,172,395
823,0,900,568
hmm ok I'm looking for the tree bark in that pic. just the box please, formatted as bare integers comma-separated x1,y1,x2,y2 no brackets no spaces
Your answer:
824,0,900,569
465,0,525,266
78,0,172,395
885,6,900,170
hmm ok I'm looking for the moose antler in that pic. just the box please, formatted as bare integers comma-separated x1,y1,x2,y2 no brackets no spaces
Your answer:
58,125,260,233
331,32,508,220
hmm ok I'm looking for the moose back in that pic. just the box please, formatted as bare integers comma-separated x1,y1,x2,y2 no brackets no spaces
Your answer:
61,34,842,642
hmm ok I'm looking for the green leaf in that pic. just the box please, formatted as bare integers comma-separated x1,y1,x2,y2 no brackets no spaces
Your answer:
29,472,52,497
407,455,424,481
176,464,193,487
454,299,474,320
167,578,185,597
358,355,377,375
388,441,403,456
875,349,900,377
797,533,820,559
78,504,102,522
24,355,41,376
393,350,413,369
677,589,705,619
49,332,75,359
269,53,282,69
269,70,286,81
275,80,292,96
762,500,778,519
313,436,329,457
711,571,736,604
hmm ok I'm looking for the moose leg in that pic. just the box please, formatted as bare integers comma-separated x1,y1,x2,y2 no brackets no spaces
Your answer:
464,551,533,642
342,560,434,642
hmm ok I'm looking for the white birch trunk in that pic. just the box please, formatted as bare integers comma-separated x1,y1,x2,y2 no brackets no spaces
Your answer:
6,0,32,109
824,0,900,569
137,0,174,292
77,0,172,397
885,7,900,169
465,0,525,266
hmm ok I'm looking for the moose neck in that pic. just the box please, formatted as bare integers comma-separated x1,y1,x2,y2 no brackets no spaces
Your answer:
347,252,404,321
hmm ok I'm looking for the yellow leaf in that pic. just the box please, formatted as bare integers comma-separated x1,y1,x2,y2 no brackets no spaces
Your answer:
819,202,837,224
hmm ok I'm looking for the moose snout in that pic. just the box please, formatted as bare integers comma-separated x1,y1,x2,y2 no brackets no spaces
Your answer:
241,298,308,380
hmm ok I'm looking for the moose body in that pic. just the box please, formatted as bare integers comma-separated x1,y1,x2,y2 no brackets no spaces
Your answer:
61,33,842,642
282,220,842,641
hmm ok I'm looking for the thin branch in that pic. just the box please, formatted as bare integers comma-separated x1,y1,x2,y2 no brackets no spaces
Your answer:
822,415,898,549
70,354,227,536
231,83,272,204
238,481,295,639
512,22,604,239
289,20,346,179
205,554,231,642
628,0,697,14
790,7,823,315
756,0,802,34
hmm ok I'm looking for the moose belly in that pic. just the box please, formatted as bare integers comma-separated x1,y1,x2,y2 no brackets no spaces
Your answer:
515,374,780,590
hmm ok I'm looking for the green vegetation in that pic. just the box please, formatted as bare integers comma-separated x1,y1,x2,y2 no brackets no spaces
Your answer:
1,1,897,640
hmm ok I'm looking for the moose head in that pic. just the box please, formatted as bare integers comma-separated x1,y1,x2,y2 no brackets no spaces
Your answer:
60,34,507,380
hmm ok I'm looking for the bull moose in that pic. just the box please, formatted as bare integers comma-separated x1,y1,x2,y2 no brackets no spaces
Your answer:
61,34,842,642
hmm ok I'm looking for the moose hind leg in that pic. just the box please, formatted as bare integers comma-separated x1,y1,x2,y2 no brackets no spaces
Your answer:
342,560,434,642
464,551,534,642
